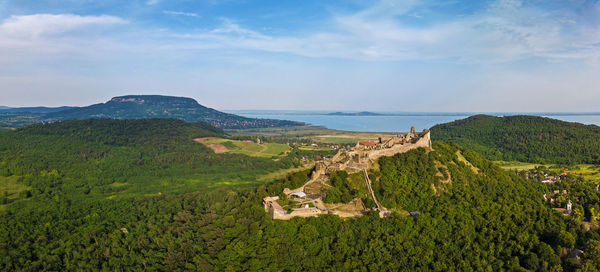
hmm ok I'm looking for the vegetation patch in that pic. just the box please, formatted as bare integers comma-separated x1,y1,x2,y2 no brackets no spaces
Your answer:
0,176,31,208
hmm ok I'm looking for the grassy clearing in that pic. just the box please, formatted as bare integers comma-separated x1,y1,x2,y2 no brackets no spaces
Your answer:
564,164,600,182
225,125,338,137
256,163,314,182
347,172,369,197
0,176,30,210
201,137,291,158
298,145,335,151
227,125,399,145
0,176,29,198
494,161,600,182
494,161,546,171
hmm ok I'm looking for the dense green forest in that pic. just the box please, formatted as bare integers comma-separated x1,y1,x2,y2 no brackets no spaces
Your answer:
1,119,599,271
431,115,600,164
0,118,304,199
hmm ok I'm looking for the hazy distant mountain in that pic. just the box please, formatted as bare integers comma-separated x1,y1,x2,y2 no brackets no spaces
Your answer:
0,95,303,129
0,106,76,113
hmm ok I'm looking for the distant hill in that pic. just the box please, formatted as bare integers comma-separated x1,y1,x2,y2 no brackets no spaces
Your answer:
327,111,383,116
431,114,600,164
0,95,303,129
0,106,10,110
0,106,76,113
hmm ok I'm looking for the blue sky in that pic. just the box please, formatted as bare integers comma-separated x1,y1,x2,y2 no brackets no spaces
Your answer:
0,0,599,111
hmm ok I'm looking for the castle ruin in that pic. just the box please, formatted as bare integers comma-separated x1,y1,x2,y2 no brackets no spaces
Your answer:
264,127,432,220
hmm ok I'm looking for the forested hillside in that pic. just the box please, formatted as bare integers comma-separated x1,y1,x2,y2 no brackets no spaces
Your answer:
2,125,598,271
0,95,303,129
431,115,600,164
0,119,300,198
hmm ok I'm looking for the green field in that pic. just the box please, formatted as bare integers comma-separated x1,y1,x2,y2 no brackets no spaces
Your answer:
0,175,31,210
204,138,291,158
562,164,600,182
495,161,600,183
298,145,335,151
494,161,546,171
226,125,398,145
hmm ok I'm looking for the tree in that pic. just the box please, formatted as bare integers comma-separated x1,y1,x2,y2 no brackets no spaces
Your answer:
573,205,585,222
558,230,576,248
324,187,341,203
584,239,600,267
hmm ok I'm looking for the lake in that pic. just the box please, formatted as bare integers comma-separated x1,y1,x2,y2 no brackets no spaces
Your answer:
225,111,600,132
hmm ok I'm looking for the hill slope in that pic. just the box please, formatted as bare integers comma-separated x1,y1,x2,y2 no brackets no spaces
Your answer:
2,131,598,270
0,118,297,197
0,106,75,113
0,95,303,129
431,114,600,164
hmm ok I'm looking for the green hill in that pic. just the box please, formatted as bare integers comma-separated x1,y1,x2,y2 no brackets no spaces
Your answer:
431,115,600,164
0,95,303,129
2,119,598,271
0,118,298,198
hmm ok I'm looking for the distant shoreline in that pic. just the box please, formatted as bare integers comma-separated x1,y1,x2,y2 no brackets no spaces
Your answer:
226,110,600,117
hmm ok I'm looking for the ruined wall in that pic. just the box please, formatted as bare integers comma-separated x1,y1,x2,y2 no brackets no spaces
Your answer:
272,208,327,220
365,130,431,161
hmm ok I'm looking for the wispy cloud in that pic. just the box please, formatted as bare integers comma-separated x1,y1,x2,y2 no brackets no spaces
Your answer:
1,1,598,64
1,0,599,110
146,0,161,6
145,0,599,63
163,10,199,17
0,14,127,38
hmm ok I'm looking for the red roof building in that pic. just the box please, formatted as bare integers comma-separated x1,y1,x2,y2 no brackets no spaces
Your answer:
359,141,376,146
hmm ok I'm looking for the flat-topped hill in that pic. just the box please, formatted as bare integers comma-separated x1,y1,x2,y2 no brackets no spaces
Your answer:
0,95,304,129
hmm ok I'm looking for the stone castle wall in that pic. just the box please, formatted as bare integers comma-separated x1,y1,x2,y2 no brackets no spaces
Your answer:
364,130,431,161
270,129,432,220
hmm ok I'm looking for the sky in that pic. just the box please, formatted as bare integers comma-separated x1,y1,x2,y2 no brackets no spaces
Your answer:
0,0,599,111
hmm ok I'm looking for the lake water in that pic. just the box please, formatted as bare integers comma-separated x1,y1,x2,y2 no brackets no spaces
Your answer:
226,111,600,132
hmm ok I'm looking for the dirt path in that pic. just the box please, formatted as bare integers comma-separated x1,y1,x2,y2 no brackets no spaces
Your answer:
257,144,268,154
363,169,388,216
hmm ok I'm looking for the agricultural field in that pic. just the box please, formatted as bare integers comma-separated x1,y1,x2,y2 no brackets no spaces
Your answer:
495,161,600,183
298,145,336,151
227,125,398,145
195,137,291,158
562,164,600,182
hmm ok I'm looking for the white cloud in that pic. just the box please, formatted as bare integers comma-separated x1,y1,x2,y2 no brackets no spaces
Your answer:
0,14,127,38
163,10,199,17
